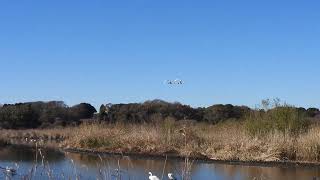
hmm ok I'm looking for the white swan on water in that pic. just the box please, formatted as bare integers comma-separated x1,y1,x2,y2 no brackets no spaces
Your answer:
168,173,177,180
148,172,160,180
0,166,16,175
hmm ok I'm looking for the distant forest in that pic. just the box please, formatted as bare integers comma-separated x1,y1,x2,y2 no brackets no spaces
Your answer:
0,100,319,129
0,101,96,129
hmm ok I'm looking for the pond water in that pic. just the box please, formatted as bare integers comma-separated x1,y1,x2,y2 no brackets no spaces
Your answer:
0,145,319,180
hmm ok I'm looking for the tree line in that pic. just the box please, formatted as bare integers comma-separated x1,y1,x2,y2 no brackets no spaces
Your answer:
0,99,319,129
0,101,96,129
99,99,320,124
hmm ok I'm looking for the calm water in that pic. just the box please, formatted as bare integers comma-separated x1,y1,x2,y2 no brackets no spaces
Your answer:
0,145,319,180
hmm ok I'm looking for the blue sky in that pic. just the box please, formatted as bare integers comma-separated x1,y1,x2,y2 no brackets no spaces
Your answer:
1,0,320,108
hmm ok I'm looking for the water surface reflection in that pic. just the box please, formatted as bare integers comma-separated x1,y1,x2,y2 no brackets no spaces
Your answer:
0,146,319,180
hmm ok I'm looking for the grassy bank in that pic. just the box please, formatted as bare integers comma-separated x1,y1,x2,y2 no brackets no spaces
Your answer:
1,119,320,163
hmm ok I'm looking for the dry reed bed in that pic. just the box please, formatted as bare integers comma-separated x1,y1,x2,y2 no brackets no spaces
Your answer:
1,121,320,163
0,128,71,144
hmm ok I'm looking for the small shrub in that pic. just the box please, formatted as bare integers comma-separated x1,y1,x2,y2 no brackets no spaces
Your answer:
245,99,310,136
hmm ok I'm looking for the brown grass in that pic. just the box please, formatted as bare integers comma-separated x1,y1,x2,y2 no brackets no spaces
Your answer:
1,120,320,163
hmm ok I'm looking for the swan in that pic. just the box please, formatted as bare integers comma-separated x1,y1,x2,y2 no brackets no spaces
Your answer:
168,173,177,180
148,172,160,180
6,167,16,174
0,166,16,175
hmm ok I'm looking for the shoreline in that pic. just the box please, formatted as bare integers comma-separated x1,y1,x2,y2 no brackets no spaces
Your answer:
2,122,320,168
63,147,320,168
3,141,320,169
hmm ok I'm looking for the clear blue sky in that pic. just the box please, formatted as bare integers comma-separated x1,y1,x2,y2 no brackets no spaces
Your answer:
1,0,320,108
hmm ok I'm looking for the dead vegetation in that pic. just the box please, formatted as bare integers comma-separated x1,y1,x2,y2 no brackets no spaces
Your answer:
1,118,320,163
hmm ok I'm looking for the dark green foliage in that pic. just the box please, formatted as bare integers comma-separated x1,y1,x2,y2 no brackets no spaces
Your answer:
69,103,97,120
203,104,250,124
0,103,39,129
98,100,248,124
37,101,69,128
0,101,97,129
100,99,204,123
0,99,317,130
306,108,320,117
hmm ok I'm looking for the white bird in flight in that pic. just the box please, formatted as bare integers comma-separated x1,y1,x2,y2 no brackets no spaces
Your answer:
165,79,184,85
